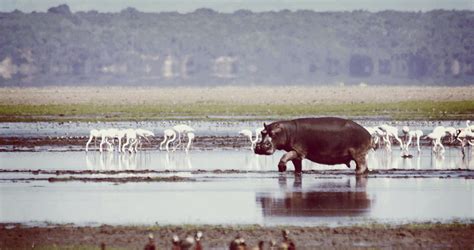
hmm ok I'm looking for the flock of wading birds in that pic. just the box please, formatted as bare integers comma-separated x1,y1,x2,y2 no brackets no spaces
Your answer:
364,120,474,157
84,120,474,156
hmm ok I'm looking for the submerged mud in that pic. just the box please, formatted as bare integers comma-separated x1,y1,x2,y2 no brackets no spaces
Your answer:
1,175,193,183
1,169,473,182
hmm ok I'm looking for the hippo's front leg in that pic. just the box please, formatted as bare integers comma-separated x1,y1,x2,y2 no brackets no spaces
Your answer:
278,151,300,172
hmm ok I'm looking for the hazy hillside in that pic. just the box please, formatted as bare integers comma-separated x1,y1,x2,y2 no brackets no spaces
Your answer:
0,4,473,86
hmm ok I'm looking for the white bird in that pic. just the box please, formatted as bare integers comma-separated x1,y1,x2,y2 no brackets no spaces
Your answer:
106,129,127,152
364,126,382,147
404,129,424,153
85,129,102,152
455,127,474,158
445,127,457,143
185,132,195,152
239,128,263,150
466,120,474,131
122,128,138,153
426,126,448,153
160,129,177,152
378,124,403,151
134,128,155,151
172,124,195,150
99,128,119,152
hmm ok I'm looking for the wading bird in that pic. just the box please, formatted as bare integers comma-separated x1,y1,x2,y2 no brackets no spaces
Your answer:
426,126,448,153
122,128,138,153
239,127,263,150
455,127,474,158
402,126,424,153
160,129,177,152
85,129,102,152
185,132,195,152
172,124,195,150
378,124,403,151
100,128,121,153
134,128,155,151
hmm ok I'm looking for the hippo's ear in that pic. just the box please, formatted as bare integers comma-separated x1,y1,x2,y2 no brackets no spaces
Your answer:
263,123,268,130
273,124,282,134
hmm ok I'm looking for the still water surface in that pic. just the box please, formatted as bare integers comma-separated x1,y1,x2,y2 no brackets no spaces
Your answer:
0,146,472,171
0,174,472,226
0,147,472,226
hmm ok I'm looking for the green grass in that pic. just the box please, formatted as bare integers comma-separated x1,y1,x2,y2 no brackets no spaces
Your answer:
0,100,472,122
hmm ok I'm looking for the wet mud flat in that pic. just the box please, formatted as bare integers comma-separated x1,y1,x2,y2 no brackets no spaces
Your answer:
1,168,474,182
1,223,473,249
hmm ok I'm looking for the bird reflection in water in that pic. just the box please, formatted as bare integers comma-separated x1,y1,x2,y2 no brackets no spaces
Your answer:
163,152,193,170
85,151,151,170
257,174,371,218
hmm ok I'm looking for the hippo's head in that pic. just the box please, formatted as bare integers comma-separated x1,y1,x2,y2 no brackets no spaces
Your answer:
254,122,287,155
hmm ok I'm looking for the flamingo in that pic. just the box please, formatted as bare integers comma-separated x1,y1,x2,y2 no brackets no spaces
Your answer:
106,129,127,152
426,126,448,153
85,129,102,152
455,127,474,158
402,126,424,153
378,124,403,151
185,132,195,152
445,127,457,143
99,128,120,152
239,128,263,150
364,126,382,148
134,128,155,151
122,128,138,153
467,120,474,131
172,124,195,150
160,129,177,152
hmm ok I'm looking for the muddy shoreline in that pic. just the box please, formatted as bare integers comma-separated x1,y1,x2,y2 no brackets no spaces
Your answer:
1,223,473,249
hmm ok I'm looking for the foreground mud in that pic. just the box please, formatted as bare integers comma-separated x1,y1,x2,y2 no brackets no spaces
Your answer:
1,223,473,249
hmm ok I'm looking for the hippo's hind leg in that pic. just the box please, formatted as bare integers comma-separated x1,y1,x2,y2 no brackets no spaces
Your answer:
292,159,302,173
354,157,368,175
350,148,369,175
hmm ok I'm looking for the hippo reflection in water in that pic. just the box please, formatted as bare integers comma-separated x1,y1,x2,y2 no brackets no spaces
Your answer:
254,117,373,174
257,175,371,217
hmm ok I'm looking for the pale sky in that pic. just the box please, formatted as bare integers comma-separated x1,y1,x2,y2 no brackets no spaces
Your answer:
1,0,473,13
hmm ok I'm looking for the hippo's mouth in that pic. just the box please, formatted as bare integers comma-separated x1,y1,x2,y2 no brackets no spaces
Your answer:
254,142,275,155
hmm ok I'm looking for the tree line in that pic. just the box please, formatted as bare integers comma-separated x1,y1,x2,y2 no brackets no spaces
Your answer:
0,4,472,86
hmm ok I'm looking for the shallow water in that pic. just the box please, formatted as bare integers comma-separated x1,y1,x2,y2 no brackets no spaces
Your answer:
0,146,472,171
0,146,473,226
1,120,473,226
0,174,472,226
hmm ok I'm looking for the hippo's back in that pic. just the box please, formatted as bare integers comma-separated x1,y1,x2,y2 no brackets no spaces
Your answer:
291,117,371,164
293,117,369,138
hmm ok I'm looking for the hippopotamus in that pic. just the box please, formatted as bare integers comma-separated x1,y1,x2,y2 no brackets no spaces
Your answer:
254,117,372,174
